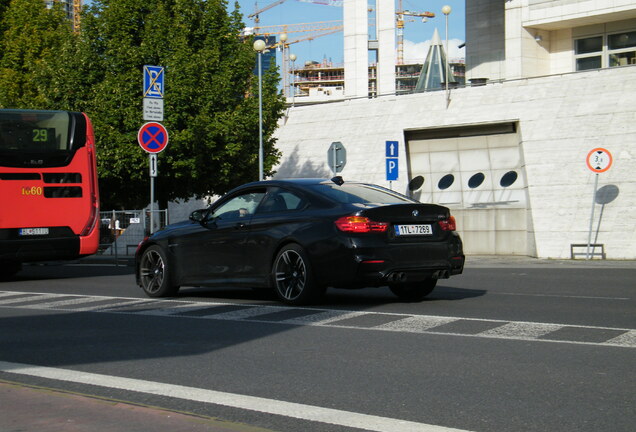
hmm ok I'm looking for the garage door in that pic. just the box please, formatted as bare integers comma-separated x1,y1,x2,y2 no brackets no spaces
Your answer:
405,123,534,255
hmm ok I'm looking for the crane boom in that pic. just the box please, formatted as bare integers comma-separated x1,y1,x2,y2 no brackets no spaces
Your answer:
248,0,289,23
253,20,342,36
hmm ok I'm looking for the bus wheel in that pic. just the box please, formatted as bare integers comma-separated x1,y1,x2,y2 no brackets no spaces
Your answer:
139,246,179,297
0,260,21,279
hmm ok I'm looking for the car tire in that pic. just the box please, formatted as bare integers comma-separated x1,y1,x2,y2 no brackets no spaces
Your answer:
272,244,323,305
390,278,437,302
0,260,21,279
138,245,179,297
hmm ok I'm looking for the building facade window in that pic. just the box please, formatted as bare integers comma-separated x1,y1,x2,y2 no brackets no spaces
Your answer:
575,31,636,71
609,31,636,67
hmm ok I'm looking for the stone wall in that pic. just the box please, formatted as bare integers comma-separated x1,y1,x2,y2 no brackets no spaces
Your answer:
272,66,636,258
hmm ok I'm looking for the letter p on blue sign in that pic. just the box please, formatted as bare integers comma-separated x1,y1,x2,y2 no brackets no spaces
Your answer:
386,158,398,181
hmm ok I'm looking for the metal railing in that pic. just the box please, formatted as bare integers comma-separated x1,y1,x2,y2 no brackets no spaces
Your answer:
98,208,168,258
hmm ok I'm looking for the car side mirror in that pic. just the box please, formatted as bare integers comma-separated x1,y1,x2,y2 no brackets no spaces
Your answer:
189,209,206,223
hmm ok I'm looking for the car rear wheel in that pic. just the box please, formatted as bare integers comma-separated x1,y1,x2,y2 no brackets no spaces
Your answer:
272,244,323,305
139,245,179,297
390,278,437,302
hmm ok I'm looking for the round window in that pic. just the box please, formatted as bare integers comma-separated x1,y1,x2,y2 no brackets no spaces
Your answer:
500,171,518,187
438,174,455,190
468,172,485,189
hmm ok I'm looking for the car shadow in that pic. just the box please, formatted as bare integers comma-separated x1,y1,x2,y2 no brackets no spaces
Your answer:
175,284,486,307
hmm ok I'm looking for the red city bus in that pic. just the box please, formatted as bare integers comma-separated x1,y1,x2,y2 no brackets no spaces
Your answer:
0,109,100,277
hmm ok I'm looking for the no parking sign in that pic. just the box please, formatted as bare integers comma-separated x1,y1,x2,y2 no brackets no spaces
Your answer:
138,122,169,154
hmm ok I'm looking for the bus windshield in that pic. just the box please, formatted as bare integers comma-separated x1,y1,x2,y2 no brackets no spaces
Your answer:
0,110,83,168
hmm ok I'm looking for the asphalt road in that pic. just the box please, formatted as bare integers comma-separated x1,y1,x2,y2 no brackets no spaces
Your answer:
0,258,634,432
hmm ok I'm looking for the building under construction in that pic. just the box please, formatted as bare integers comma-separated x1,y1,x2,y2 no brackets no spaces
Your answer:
45,0,81,32
290,58,465,102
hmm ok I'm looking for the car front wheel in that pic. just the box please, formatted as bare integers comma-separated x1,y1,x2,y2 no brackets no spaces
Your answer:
272,244,323,305
390,278,437,302
138,245,179,297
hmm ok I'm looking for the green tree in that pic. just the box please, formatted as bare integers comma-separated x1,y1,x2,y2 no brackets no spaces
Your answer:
0,0,72,108
0,0,285,210
68,0,286,209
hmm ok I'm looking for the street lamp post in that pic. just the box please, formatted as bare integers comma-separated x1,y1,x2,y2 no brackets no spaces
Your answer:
280,33,288,98
253,39,266,181
442,5,452,107
289,53,297,106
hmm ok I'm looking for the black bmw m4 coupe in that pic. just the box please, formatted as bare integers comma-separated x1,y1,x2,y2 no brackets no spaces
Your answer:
136,178,464,305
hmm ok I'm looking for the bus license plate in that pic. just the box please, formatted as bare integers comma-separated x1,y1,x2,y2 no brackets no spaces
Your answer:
19,228,49,236
394,224,432,236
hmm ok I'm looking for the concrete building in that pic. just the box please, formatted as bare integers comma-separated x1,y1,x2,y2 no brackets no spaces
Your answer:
272,0,636,259
44,0,74,21
290,59,465,103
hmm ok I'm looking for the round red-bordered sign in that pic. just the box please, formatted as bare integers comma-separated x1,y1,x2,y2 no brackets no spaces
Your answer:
138,122,169,154
586,148,612,173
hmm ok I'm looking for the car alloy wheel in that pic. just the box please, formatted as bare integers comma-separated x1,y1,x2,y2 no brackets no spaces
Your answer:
139,245,179,297
273,244,321,305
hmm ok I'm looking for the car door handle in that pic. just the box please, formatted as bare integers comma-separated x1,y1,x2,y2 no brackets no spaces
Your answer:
234,222,247,230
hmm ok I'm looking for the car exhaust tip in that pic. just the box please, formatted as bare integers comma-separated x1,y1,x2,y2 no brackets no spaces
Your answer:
386,272,407,282
432,270,450,279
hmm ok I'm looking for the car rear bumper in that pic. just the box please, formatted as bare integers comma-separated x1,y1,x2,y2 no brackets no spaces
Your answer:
311,233,464,288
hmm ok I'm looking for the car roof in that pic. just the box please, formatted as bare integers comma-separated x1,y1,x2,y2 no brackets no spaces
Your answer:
243,178,374,187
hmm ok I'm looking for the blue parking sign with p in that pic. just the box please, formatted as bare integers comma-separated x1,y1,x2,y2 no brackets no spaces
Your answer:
386,158,398,181
144,65,164,98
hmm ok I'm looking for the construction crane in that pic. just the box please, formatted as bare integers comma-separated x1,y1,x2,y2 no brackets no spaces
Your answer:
252,20,342,37
289,0,436,65
72,0,81,33
396,0,435,64
250,21,343,98
248,0,289,24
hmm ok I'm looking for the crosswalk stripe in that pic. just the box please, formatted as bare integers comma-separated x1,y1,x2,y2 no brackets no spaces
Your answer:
1,290,633,348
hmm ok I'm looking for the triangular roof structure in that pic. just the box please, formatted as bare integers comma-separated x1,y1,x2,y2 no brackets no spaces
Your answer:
415,28,456,91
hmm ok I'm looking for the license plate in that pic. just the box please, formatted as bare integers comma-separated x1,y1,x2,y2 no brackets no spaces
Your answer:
394,224,432,236
19,228,49,236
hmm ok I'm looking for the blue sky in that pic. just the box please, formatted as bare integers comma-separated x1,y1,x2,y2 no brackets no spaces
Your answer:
235,0,466,66
83,0,465,66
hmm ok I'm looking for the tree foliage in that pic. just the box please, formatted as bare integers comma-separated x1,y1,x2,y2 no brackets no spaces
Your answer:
0,0,72,108
0,0,286,209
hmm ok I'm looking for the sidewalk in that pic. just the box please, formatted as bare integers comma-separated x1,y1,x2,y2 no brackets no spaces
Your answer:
0,380,273,432
464,255,636,269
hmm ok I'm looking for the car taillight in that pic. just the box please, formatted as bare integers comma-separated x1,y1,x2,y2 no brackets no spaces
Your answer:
335,216,388,233
438,216,456,231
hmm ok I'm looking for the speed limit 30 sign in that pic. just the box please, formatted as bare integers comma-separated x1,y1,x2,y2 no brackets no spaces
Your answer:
586,148,613,173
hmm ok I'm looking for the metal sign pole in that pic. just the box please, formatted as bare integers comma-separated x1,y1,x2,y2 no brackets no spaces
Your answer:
586,173,599,260
332,145,337,176
150,154,155,234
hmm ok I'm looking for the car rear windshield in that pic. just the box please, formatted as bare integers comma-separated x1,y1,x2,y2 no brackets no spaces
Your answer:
309,183,414,204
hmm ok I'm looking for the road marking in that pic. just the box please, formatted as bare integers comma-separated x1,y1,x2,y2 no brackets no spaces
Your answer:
0,293,60,305
375,315,458,332
477,322,563,338
0,360,472,432
496,292,630,300
34,297,110,309
1,290,634,348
